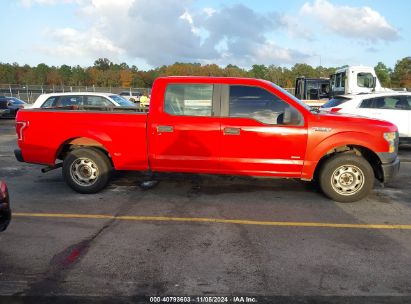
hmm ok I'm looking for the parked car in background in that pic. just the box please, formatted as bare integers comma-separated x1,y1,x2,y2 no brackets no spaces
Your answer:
30,92,137,109
119,91,143,103
0,181,11,232
0,99,7,117
0,96,27,118
321,92,411,144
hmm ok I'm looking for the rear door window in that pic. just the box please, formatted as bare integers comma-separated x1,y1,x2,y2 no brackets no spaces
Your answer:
383,97,399,109
84,96,111,106
56,96,84,107
164,84,213,117
395,96,411,110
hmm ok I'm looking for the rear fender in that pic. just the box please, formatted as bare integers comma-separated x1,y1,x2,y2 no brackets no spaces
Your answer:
55,132,114,165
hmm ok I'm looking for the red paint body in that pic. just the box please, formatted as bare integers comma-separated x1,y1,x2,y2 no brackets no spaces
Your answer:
16,77,397,180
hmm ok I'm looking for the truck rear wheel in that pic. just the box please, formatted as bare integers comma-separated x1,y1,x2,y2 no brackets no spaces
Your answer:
62,148,112,194
319,154,374,203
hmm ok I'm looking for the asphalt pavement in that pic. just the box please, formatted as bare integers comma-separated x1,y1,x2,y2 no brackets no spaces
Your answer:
1,118,411,302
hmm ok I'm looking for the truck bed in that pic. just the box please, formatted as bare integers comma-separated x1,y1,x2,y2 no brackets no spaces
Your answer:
17,108,149,171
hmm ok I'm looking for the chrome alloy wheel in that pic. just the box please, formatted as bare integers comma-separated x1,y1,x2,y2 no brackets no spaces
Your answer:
70,158,99,186
331,164,365,196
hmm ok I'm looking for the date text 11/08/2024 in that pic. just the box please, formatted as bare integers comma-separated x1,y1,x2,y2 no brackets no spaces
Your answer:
149,296,257,303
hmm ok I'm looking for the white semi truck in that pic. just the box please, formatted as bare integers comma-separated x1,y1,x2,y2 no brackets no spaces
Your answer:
330,65,392,96
295,66,392,107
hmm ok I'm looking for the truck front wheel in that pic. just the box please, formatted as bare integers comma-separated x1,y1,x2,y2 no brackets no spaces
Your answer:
62,148,112,194
319,154,374,203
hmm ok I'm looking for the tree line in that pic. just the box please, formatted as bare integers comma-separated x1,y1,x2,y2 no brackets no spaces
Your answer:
0,56,410,88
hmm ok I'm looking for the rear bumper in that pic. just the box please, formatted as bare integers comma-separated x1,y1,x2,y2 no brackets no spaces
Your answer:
380,156,400,183
14,149,24,162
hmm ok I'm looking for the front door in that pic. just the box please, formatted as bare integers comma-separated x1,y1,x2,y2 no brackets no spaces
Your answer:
219,85,308,177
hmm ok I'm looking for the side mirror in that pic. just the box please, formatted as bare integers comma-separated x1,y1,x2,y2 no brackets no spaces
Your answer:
282,107,303,125
282,108,292,124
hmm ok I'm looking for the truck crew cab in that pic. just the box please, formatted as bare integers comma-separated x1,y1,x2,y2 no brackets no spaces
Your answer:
15,77,400,202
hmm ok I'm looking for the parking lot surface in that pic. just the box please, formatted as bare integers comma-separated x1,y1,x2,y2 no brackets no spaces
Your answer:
1,118,411,300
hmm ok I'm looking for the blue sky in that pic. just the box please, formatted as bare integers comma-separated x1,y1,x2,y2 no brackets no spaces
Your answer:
0,0,410,70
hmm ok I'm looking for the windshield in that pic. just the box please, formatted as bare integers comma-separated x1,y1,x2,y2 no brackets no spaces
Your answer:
269,82,312,111
7,97,25,104
109,95,137,107
357,73,374,88
321,97,351,108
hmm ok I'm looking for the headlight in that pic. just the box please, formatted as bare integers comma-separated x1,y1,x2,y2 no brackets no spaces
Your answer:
383,132,397,153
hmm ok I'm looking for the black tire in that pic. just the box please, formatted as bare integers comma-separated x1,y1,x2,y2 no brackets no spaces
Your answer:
62,148,112,194
319,154,374,203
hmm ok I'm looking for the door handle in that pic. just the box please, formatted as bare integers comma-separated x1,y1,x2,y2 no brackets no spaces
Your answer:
223,127,241,135
157,125,174,133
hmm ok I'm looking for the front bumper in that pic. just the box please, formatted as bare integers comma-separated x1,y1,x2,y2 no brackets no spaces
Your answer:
380,156,400,183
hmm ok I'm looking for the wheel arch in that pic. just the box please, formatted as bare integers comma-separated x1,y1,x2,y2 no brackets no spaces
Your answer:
55,137,114,167
302,131,386,181
313,144,383,182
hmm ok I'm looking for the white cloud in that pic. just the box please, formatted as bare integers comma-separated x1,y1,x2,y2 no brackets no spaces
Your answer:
180,11,194,25
19,0,83,7
194,4,309,66
300,0,399,41
280,15,314,41
38,1,312,68
254,42,308,64
203,8,216,17
40,27,124,59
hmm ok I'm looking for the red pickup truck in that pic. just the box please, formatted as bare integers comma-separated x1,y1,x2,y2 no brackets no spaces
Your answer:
15,77,400,202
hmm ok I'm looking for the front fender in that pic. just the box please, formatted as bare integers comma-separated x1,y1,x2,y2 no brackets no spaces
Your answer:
301,131,388,180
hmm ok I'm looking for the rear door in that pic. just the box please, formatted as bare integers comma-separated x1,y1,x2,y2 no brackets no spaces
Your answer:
219,85,308,177
149,83,221,173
